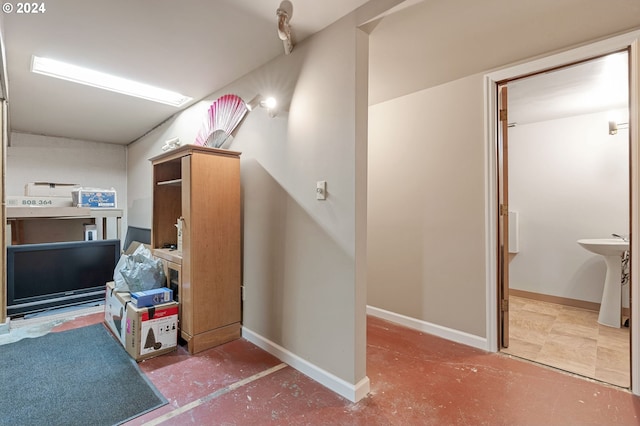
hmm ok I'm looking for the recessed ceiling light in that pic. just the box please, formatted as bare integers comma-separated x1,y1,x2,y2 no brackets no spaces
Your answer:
30,56,192,107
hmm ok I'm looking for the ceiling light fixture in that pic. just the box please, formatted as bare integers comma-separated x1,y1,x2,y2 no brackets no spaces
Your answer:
245,95,278,117
262,97,277,110
277,1,294,55
30,56,192,107
245,95,262,111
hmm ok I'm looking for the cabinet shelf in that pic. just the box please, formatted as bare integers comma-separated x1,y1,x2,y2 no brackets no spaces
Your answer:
156,179,182,186
153,247,182,264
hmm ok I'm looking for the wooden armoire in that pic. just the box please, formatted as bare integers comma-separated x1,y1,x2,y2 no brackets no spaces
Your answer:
150,145,241,354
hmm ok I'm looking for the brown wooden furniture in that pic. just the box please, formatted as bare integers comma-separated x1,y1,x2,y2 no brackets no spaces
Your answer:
6,207,122,244
150,145,241,354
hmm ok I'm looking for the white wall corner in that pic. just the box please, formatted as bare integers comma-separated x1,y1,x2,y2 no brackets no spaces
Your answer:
629,36,640,397
483,73,499,354
241,327,371,403
366,305,490,351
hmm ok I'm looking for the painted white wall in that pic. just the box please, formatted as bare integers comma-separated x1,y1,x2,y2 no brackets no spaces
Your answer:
508,110,629,304
6,132,127,239
367,0,640,342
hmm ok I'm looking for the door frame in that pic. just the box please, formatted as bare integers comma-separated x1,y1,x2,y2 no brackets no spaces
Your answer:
483,29,640,395
497,85,510,349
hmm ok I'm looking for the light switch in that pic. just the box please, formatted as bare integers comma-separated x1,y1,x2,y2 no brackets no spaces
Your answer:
316,180,327,200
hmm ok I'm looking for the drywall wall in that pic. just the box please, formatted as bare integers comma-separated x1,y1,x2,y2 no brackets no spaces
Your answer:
367,0,640,339
6,132,127,239
368,75,487,336
124,0,397,399
509,110,629,304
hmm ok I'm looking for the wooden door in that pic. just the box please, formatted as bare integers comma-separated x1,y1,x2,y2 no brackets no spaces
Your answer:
498,84,510,348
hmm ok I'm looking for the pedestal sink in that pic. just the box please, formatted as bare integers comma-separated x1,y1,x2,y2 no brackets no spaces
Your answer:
577,238,629,328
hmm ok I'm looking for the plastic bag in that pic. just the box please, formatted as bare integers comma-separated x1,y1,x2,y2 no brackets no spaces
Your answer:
113,244,166,292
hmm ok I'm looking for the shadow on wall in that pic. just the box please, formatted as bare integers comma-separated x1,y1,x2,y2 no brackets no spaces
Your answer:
240,158,355,371
240,158,287,343
569,257,608,302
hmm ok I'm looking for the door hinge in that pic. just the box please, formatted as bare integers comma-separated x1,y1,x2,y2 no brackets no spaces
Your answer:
500,204,509,216
501,299,509,312
499,109,508,122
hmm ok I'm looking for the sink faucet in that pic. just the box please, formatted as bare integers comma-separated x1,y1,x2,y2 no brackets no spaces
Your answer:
612,233,629,242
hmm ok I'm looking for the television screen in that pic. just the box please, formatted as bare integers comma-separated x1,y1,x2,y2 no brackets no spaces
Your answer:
7,239,120,316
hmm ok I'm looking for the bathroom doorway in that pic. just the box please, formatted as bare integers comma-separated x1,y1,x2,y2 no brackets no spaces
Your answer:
496,51,631,388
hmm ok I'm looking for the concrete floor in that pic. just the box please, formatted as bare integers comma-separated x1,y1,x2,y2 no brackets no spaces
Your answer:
34,311,640,424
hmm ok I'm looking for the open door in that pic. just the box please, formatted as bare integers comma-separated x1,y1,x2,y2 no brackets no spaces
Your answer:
497,84,510,348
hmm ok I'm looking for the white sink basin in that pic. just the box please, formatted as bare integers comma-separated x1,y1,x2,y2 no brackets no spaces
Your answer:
577,238,629,256
577,238,629,328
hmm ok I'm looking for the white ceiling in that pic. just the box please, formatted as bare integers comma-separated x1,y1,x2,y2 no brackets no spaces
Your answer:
2,0,372,145
508,51,629,126
3,1,628,146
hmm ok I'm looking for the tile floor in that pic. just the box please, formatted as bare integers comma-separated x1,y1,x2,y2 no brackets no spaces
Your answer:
33,308,639,425
502,295,630,388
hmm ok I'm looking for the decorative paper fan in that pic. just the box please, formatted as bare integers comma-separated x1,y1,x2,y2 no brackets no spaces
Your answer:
194,94,248,148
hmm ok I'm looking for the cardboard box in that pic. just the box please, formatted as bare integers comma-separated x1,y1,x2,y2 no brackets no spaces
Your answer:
25,182,80,197
125,299,178,361
104,281,178,361
124,241,149,255
72,188,117,208
104,281,129,346
131,287,173,308
6,196,73,207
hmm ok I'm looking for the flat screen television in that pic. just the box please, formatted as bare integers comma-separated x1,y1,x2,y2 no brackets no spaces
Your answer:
7,239,121,316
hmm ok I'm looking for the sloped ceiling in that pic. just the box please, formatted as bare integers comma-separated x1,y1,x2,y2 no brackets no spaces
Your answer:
4,0,628,146
2,0,372,145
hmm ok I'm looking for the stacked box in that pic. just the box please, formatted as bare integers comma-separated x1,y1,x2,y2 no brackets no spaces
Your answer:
104,281,178,361
72,188,117,208
131,287,173,308
25,182,79,197
104,281,129,346
125,300,178,361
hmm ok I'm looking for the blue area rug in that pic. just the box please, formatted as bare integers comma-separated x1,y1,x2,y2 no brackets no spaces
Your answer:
0,323,167,425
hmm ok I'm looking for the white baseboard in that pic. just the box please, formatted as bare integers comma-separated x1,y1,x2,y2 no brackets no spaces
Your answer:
366,305,489,351
241,327,370,403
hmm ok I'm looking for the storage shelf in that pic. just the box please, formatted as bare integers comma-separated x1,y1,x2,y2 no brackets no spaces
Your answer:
6,207,123,244
7,206,122,219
